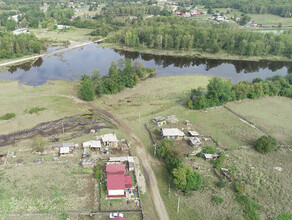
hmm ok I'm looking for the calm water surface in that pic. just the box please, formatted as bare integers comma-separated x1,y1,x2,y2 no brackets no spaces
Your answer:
0,43,291,86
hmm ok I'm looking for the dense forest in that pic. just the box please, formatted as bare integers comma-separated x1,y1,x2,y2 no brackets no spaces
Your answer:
79,59,156,101
188,74,292,110
0,32,45,59
108,16,292,58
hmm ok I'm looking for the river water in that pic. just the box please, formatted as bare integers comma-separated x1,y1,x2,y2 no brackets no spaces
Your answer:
0,43,291,86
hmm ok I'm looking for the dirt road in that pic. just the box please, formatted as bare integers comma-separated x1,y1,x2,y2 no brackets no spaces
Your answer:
18,84,170,220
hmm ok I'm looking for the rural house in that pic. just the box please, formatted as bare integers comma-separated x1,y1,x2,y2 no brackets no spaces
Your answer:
100,133,119,147
106,164,132,197
161,128,184,140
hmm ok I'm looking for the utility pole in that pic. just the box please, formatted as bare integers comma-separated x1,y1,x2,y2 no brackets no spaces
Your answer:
62,121,64,134
177,196,180,213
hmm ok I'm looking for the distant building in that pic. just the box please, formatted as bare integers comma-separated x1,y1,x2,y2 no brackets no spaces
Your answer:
57,25,71,30
161,128,184,140
100,133,119,147
106,164,132,197
13,28,29,35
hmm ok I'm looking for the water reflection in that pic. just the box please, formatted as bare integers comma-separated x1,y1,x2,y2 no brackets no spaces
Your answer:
115,49,292,74
0,44,291,86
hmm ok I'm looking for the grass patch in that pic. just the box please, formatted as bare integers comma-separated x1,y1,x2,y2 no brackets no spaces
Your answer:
24,107,47,114
226,97,292,145
0,113,15,120
0,163,95,213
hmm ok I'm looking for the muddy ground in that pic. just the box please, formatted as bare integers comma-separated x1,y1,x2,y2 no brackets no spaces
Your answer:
0,112,116,147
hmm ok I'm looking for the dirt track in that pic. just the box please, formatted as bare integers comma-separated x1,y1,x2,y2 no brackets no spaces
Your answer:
18,83,169,220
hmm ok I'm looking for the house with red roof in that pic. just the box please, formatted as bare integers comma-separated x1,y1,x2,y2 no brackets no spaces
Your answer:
106,164,132,197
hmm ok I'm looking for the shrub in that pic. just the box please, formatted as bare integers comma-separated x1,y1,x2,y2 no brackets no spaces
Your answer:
234,182,246,194
0,113,16,120
33,135,46,153
24,107,47,114
236,194,260,220
94,165,102,180
203,146,217,154
255,136,277,153
212,195,224,204
216,180,226,188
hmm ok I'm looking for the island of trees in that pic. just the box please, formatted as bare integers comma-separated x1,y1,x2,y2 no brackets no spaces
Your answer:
79,58,156,101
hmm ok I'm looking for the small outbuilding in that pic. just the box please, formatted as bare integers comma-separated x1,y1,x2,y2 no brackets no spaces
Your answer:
203,153,220,160
83,140,101,150
161,128,184,140
60,146,70,155
100,133,119,147
189,137,201,146
188,131,199,137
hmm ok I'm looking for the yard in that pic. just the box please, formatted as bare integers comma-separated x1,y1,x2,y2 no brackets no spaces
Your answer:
0,163,96,214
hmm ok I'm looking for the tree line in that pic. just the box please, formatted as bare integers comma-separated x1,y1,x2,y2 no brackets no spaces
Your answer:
188,74,292,110
108,17,292,58
0,32,45,59
79,58,156,101
157,139,202,193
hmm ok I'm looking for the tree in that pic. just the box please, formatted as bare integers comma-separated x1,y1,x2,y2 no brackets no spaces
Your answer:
5,19,16,31
80,78,95,101
33,135,46,152
172,166,187,190
255,136,277,153
185,167,202,191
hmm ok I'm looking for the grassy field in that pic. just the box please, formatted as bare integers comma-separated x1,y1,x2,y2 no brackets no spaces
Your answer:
0,163,96,214
0,81,87,135
226,97,292,145
31,28,94,42
249,14,292,26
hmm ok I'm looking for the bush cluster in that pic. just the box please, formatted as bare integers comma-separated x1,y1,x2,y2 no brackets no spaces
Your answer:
255,135,277,153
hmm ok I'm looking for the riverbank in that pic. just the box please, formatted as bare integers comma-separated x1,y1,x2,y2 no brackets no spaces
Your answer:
103,43,292,62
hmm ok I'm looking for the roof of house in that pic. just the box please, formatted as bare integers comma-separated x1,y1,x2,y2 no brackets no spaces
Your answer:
106,164,125,174
162,128,184,137
112,216,128,220
125,175,132,188
83,140,101,148
101,133,119,142
60,146,70,154
107,173,125,190
63,142,75,148
188,131,199,136
153,116,165,122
